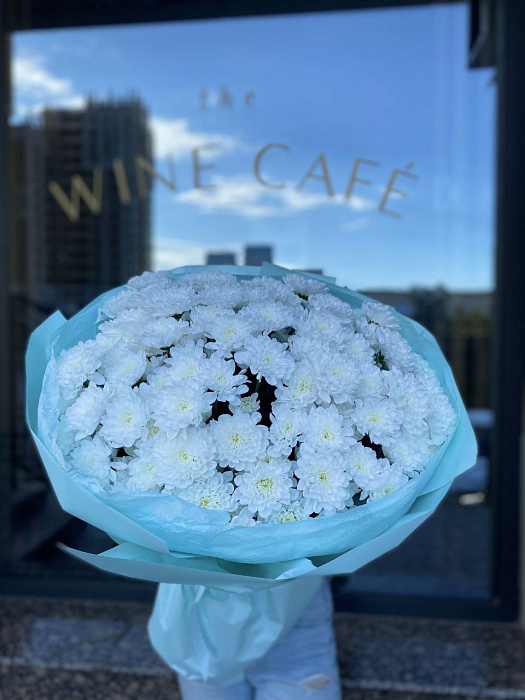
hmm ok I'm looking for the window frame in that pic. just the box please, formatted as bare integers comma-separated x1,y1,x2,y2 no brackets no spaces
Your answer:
0,0,521,621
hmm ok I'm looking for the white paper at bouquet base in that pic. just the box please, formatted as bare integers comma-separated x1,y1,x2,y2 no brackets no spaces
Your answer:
148,577,322,686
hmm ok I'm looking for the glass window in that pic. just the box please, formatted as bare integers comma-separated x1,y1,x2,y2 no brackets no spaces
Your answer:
6,3,498,606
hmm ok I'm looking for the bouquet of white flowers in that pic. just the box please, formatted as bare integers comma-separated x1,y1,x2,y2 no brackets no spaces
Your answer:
27,264,476,685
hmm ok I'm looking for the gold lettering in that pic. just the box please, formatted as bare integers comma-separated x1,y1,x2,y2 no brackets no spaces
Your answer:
218,84,233,108
112,158,132,205
379,162,418,218
47,167,103,222
296,153,334,196
135,155,176,200
345,158,380,201
254,143,290,189
192,144,217,190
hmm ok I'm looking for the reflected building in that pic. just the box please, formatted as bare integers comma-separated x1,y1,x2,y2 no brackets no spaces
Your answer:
362,287,492,409
244,245,272,266
42,98,152,313
206,252,237,265
10,97,153,488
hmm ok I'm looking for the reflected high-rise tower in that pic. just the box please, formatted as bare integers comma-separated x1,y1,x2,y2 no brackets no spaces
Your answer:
42,97,152,314
10,97,153,500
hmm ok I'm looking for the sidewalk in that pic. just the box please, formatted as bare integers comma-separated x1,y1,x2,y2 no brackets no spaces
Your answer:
1,596,524,699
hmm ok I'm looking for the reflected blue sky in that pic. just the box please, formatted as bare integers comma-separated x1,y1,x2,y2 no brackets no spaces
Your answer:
12,3,496,291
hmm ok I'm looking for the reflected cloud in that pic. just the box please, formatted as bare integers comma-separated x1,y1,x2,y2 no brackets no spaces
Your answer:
341,216,371,233
12,53,85,119
176,176,376,218
13,55,73,98
150,117,242,160
152,236,243,271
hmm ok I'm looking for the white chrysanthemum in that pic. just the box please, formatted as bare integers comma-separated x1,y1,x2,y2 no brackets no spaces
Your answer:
233,393,261,415
351,397,402,447
240,276,303,307
375,327,415,372
211,412,269,468
234,460,293,518
99,390,149,447
184,270,238,291
295,445,350,514
241,300,296,333
150,382,213,438
295,310,347,346
142,282,196,318
355,363,385,399
139,316,189,349
270,502,308,523
385,367,429,435
101,344,147,387
144,354,164,376
235,334,294,388
101,288,143,319
189,305,228,336
69,436,113,482
268,404,306,457
346,332,375,364
57,340,103,399
425,392,456,446
303,404,356,452
413,355,443,392
127,270,171,291
368,465,408,501
204,355,248,405
383,433,430,475
287,334,322,362
56,416,77,456
166,339,207,383
309,349,359,404
345,442,390,492
154,427,217,491
308,293,356,325
98,308,150,344
206,313,254,355
182,472,234,511
126,441,163,491
65,384,109,440
283,273,328,299
137,364,178,401
229,506,257,527
275,363,318,407
360,301,400,331
195,282,247,309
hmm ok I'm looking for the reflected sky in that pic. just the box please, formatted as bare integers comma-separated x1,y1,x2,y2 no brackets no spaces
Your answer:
12,3,496,291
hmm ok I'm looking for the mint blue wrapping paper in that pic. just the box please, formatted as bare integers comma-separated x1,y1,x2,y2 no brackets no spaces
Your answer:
26,264,477,686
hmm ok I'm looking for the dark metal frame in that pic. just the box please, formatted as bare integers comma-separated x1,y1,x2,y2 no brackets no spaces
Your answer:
0,0,522,621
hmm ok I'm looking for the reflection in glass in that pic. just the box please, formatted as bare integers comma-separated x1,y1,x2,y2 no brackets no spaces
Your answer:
7,3,495,601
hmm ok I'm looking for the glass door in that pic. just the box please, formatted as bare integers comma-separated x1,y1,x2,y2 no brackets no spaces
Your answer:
3,2,510,615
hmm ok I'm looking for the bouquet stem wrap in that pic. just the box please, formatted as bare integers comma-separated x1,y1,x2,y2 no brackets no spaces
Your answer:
26,264,477,686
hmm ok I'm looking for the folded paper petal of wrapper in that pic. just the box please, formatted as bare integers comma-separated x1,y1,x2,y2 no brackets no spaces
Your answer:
26,264,477,686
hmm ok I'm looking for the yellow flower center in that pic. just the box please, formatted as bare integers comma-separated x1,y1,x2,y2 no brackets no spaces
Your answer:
256,477,275,493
